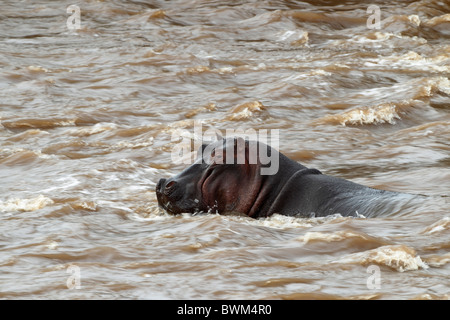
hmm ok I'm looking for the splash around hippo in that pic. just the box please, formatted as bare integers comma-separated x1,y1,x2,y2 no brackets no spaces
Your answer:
156,137,418,218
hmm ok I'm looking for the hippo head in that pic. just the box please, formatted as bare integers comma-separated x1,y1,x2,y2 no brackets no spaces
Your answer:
155,138,279,216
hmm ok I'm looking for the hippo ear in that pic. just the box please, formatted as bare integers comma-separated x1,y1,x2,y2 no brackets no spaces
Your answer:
216,132,223,141
234,137,246,151
195,142,208,161
233,137,248,165
236,138,260,165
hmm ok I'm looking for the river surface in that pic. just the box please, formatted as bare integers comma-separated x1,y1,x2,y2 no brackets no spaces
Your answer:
0,0,449,299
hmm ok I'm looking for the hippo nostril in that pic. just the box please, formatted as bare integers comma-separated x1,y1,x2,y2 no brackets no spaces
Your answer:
166,181,176,189
164,180,177,196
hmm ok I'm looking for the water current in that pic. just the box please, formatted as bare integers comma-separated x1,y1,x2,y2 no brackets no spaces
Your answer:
0,0,449,299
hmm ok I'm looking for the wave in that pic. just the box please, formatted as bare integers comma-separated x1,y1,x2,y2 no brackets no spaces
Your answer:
0,195,54,213
286,10,366,30
337,245,428,272
422,253,450,268
297,230,382,245
1,118,76,130
67,122,118,137
421,217,450,234
27,65,49,73
377,53,450,73
315,100,410,126
423,14,450,34
244,213,317,229
161,100,269,141
0,148,57,166
226,101,267,121
315,77,449,126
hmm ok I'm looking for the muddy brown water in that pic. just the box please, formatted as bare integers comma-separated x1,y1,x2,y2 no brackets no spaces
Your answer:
0,0,449,299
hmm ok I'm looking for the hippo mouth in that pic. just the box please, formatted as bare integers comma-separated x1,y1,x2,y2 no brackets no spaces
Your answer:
155,178,170,212
156,176,205,215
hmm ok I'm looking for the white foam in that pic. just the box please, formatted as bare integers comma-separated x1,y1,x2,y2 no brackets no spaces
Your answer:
0,195,54,213
68,122,117,136
250,214,313,229
228,101,265,120
341,103,401,125
298,230,366,243
275,29,309,45
27,65,49,73
111,137,154,150
338,245,429,272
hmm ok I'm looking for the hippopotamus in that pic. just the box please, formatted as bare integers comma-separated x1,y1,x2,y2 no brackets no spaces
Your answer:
155,137,419,218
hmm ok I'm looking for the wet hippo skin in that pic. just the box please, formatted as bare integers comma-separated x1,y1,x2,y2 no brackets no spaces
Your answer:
156,138,418,218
